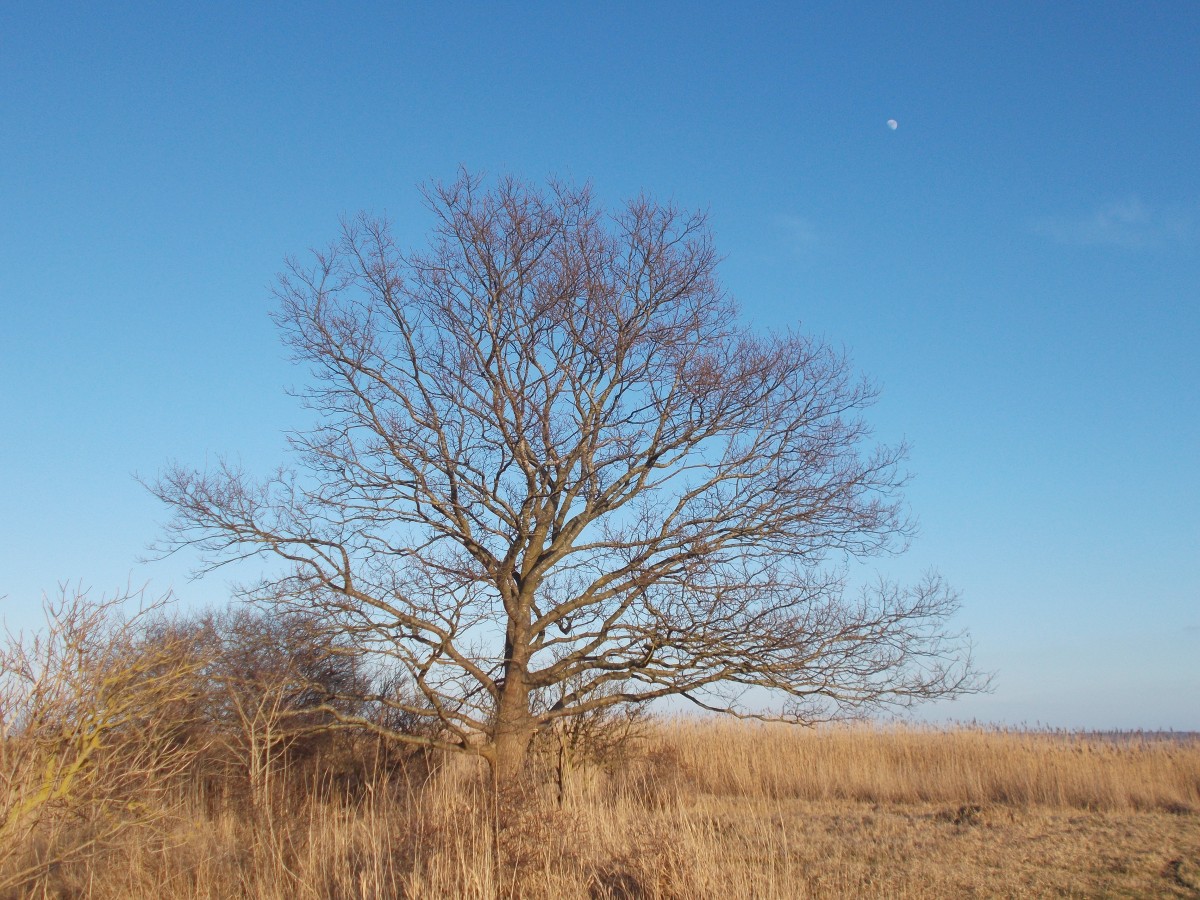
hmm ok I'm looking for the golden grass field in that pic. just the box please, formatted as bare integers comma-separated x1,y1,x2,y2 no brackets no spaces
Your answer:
4,719,1198,898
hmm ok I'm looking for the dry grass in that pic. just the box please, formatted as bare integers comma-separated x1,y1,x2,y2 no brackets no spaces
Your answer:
3,720,1199,898
668,719,1200,812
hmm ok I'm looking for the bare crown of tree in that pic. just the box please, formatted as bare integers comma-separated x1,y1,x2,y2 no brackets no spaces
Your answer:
152,172,981,778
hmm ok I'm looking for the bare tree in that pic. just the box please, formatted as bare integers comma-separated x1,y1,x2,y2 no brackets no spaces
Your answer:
151,172,982,782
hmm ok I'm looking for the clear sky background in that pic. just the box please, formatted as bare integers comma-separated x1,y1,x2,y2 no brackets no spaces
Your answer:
2,2,1197,729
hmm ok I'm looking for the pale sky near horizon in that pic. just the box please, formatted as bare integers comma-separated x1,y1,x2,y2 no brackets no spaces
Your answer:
2,2,1197,729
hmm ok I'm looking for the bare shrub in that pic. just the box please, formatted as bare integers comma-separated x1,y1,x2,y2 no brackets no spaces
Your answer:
154,604,435,819
0,586,206,891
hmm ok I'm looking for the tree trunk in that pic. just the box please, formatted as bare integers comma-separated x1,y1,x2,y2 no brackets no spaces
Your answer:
491,673,535,787
490,581,537,787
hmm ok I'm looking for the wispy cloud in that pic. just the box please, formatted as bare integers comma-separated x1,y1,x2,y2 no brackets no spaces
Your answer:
774,214,819,256
1032,197,1194,249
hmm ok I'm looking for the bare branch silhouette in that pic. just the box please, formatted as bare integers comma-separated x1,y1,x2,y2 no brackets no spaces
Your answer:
151,172,984,781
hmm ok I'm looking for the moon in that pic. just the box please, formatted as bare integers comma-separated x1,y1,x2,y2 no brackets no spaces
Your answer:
887,119,899,130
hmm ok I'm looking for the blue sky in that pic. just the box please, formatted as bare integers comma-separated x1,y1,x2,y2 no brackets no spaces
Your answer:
2,2,1197,729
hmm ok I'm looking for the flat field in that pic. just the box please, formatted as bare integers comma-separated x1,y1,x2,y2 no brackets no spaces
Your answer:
5,721,1199,898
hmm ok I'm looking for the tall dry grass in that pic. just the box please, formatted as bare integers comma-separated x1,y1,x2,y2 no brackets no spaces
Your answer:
3,717,1198,898
662,718,1200,812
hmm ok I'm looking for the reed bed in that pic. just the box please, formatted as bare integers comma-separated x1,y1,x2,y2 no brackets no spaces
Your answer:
663,719,1200,812
3,720,1199,898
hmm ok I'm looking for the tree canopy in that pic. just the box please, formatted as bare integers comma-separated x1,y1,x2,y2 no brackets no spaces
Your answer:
153,173,981,778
